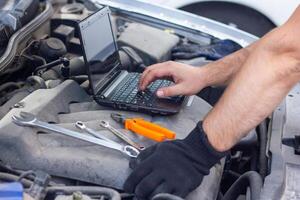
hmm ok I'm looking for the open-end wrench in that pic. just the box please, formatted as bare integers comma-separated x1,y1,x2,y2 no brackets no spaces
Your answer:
99,120,145,151
12,112,139,158
75,121,111,142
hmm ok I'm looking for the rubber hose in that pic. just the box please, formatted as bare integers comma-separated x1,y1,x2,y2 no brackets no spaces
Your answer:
0,82,23,92
46,186,121,200
41,69,60,80
0,172,33,188
80,80,90,91
1,55,27,75
0,1,53,73
152,193,184,200
26,76,47,89
222,171,263,200
119,46,145,72
70,75,88,83
258,120,268,179
233,130,257,151
217,192,224,200
0,90,29,118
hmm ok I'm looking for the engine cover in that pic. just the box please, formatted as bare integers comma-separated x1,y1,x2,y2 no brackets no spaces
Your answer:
0,80,222,199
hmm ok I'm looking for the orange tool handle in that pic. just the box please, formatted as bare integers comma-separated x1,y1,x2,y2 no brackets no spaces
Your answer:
133,118,175,139
124,118,176,142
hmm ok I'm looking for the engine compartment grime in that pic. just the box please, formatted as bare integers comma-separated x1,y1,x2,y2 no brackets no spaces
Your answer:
0,0,264,199
0,80,222,199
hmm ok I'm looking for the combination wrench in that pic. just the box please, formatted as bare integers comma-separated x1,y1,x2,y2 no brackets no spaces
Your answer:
75,121,111,142
99,120,145,151
12,112,139,158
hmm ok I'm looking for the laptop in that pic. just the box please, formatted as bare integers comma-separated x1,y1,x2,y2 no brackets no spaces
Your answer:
78,7,185,115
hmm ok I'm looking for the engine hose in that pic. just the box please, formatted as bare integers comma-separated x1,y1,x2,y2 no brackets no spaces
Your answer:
258,120,268,179
0,172,33,188
0,82,24,93
80,80,90,91
70,75,88,83
222,171,263,200
119,46,146,72
46,186,121,200
152,193,184,200
26,76,47,89
0,1,53,73
1,54,27,75
0,89,29,118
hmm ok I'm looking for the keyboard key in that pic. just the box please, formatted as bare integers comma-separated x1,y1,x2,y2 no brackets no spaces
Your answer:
110,73,179,106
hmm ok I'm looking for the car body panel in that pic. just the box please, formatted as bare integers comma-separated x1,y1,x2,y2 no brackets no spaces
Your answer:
145,0,300,25
1,0,300,199
92,0,258,47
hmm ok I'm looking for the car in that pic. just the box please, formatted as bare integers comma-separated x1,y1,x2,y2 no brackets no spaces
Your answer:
0,0,299,199
147,0,300,37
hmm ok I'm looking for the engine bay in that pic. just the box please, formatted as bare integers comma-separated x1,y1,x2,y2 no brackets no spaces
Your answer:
0,1,270,200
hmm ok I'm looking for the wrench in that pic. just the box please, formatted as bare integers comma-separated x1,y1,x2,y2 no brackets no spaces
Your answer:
76,121,145,150
75,121,111,142
12,112,139,158
99,120,145,150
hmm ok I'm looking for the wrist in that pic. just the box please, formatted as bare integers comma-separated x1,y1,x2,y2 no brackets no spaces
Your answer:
198,65,214,87
199,60,233,87
184,122,228,163
202,117,234,152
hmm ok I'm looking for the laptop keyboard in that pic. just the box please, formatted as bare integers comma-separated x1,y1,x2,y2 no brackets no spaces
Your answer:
111,73,178,106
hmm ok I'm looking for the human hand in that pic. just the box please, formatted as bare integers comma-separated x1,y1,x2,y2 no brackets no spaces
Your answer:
139,61,207,97
123,122,227,199
24,193,35,200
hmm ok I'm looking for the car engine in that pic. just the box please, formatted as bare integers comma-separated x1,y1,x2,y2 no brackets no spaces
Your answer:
0,0,268,200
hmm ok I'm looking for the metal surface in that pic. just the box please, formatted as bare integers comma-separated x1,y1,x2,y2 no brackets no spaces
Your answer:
99,120,145,150
75,121,111,141
149,0,297,26
0,80,223,197
260,83,300,200
92,0,258,47
0,1,53,72
76,120,141,155
111,113,125,124
12,112,139,158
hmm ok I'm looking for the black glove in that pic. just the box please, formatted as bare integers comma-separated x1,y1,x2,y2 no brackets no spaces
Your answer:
172,39,242,60
123,122,228,199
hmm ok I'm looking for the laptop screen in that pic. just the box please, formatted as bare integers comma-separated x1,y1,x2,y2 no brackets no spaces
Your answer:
79,7,120,95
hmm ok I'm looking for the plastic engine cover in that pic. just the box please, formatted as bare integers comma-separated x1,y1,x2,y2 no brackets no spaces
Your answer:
0,80,223,200
118,23,180,65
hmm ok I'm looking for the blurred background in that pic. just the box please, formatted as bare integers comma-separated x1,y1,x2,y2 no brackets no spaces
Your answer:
145,0,300,37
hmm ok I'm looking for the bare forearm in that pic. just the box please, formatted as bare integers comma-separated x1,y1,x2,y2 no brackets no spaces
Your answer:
203,54,299,151
200,42,257,87
203,23,300,152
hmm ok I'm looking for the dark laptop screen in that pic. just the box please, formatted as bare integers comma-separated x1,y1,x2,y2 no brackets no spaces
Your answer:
79,8,119,95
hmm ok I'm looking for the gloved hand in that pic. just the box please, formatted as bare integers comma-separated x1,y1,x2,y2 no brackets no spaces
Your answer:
123,122,228,199
172,39,242,60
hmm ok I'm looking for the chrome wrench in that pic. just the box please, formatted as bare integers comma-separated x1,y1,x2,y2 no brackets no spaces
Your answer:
99,120,145,150
75,121,111,142
12,112,139,158
75,121,145,150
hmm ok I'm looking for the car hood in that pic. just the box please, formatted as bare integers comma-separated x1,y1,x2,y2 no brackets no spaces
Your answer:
92,0,258,46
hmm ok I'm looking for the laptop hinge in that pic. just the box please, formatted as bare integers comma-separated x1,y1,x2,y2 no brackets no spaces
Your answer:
101,70,129,98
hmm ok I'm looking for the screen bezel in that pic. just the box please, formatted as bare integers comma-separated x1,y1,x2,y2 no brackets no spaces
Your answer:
77,6,122,96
